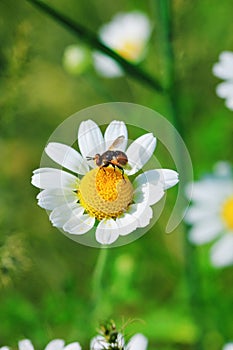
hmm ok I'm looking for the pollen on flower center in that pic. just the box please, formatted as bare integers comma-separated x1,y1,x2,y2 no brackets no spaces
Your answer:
77,167,134,221
221,196,233,230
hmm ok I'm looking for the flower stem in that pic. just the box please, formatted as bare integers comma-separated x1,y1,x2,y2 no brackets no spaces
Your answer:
26,0,164,94
154,0,205,348
91,247,108,323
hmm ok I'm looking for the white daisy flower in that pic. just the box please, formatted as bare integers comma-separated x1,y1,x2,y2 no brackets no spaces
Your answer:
93,11,151,78
212,51,233,111
223,343,233,350
31,120,179,245
90,332,148,350
0,339,81,350
185,162,233,267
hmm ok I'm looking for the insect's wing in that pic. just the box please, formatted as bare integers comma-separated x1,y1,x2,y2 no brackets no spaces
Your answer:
108,135,125,150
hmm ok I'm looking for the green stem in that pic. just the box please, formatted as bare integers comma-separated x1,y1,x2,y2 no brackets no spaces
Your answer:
26,0,164,93
91,247,108,323
155,0,205,348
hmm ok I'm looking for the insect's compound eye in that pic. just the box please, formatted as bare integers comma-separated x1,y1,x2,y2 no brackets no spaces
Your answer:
95,154,102,166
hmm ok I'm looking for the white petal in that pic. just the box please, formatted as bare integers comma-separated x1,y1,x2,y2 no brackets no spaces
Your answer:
32,168,78,190
99,12,151,52
95,219,120,244
186,179,233,204
213,51,233,80
78,120,105,160
210,234,233,267
188,218,223,245
117,12,151,42
225,96,233,111
63,213,95,235
223,343,233,350
213,161,232,178
104,120,128,151
116,212,138,236
90,336,108,350
45,143,89,175
128,203,153,228
156,169,179,189
184,205,218,224
49,203,79,228
216,82,233,99
64,342,82,350
134,169,178,206
0,347,10,350
126,334,148,350
18,340,34,350
93,52,123,78
37,188,77,210
126,133,156,175
44,340,65,350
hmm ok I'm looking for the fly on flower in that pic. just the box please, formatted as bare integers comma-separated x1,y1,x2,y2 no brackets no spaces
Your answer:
86,135,129,180
31,120,179,245
91,320,148,350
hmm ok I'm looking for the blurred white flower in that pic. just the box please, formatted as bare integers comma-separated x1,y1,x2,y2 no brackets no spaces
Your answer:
93,11,151,77
31,120,178,245
223,343,233,350
0,339,81,350
91,333,148,350
185,161,233,268
63,45,91,75
212,51,233,110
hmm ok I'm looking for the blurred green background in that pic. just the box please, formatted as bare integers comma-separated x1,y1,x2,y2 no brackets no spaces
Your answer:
0,0,232,349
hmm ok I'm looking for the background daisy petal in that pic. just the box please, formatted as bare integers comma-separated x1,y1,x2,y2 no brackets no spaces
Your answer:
93,52,123,78
95,219,120,244
223,343,233,350
188,218,223,245
104,120,128,151
210,234,233,267
186,179,233,204
184,204,218,224
126,133,156,175
64,343,82,350
216,82,233,99
45,142,89,175
31,168,78,190
78,119,105,159
213,51,233,80
126,334,148,350
44,340,65,350
18,340,34,350
225,96,233,111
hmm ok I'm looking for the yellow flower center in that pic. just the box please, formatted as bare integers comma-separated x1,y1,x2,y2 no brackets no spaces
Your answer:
117,41,143,61
77,167,134,221
221,196,233,230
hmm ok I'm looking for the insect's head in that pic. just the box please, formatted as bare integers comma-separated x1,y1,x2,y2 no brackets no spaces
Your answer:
86,154,102,166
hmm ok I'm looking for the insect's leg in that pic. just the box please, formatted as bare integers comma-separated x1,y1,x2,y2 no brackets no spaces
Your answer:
116,165,125,182
100,162,110,173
